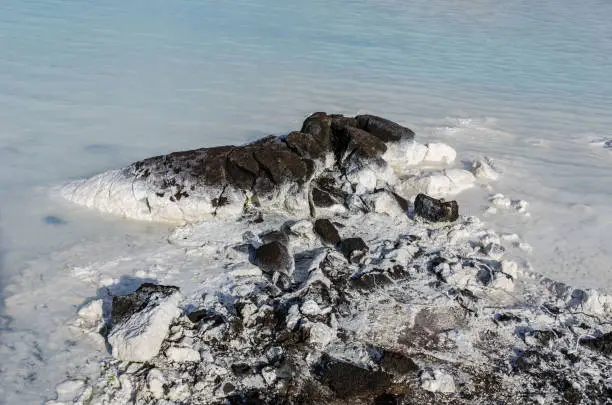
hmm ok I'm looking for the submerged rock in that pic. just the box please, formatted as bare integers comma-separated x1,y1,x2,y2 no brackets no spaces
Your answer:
413,193,459,222
108,283,182,362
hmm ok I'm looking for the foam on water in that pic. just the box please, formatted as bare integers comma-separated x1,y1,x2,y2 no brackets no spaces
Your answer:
1,0,611,403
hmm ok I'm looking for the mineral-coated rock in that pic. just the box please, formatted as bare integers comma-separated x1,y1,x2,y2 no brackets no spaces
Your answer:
108,283,182,362
413,193,459,222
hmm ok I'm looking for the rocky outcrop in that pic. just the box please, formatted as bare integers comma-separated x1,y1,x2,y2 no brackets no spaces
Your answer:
61,113,426,222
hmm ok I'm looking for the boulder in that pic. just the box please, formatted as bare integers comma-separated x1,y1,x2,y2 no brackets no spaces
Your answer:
108,283,182,362
252,241,294,277
313,219,341,246
413,193,459,222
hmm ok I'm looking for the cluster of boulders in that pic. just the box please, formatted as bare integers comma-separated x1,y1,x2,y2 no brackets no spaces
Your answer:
63,210,612,405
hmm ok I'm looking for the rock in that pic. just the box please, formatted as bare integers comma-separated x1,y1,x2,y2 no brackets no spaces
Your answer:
147,369,166,400
166,347,201,363
338,237,369,264
313,218,341,246
304,322,336,348
420,369,456,393
108,283,182,362
312,187,340,208
355,115,415,143
316,354,392,399
260,230,290,246
413,193,459,222
379,350,419,375
472,157,499,181
61,112,419,222
580,332,612,355
47,379,91,405
251,241,294,277
422,143,457,165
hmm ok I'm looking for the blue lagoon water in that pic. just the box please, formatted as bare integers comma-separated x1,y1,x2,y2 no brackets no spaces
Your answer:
1,0,611,402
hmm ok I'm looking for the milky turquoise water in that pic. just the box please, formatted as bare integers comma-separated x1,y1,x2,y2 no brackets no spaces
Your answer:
1,1,611,402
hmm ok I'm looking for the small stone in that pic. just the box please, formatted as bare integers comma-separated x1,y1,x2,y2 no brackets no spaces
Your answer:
314,218,341,246
338,237,369,264
413,193,458,222
252,241,294,276
147,369,166,399
420,369,456,393
260,230,290,246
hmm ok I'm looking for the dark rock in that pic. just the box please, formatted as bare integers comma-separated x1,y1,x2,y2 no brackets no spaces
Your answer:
311,187,340,208
111,283,180,326
231,362,252,376
223,382,236,394
379,350,419,375
186,309,225,327
251,241,293,275
260,230,290,246
387,264,409,280
494,313,522,324
314,218,341,246
337,126,387,163
300,112,334,152
338,237,369,264
351,272,393,290
580,331,612,355
316,354,392,399
355,114,415,143
413,193,459,222
285,131,328,160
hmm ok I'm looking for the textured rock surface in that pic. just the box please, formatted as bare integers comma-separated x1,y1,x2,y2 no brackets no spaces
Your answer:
108,283,182,362
413,193,459,222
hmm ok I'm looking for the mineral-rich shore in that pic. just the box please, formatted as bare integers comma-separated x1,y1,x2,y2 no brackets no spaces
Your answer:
51,114,612,405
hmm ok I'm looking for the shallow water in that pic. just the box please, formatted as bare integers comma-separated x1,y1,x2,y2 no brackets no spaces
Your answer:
1,0,611,403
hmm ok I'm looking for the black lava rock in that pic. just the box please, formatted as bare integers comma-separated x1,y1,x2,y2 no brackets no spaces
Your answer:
314,218,341,246
413,193,459,222
111,283,180,326
338,237,369,264
355,114,415,143
252,241,293,276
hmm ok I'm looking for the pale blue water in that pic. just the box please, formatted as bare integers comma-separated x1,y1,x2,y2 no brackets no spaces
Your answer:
1,1,611,403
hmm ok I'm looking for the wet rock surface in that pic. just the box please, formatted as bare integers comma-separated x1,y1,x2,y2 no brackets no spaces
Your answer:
413,193,459,222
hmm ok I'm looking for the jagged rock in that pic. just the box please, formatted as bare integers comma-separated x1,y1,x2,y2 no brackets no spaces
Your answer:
252,241,294,276
413,193,459,222
338,237,369,263
355,114,415,143
108,283,182,362
313,219,341,246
